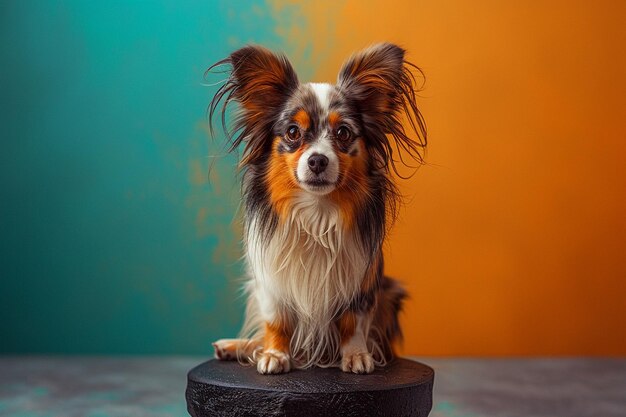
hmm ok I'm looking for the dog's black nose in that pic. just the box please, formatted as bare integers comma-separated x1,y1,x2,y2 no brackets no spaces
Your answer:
307,154,329,174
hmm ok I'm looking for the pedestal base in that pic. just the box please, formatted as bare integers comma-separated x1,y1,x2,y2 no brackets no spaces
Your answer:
186,358,434,417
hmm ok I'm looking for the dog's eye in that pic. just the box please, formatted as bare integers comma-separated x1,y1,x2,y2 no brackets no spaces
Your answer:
336,126,352,142
285,125,301,143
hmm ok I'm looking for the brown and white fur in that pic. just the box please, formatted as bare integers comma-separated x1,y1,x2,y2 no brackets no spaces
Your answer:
208,43,426,374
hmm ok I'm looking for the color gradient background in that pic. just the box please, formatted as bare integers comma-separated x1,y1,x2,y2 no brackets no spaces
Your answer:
1,1,625,356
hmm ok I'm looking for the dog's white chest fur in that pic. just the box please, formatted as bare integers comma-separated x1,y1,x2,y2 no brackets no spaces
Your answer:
246,194,367,329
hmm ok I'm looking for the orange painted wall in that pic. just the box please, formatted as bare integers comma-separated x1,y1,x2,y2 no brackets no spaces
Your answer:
273,1,626,355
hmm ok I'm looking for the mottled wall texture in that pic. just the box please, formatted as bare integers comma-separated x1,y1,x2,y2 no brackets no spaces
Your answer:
1,1,624,355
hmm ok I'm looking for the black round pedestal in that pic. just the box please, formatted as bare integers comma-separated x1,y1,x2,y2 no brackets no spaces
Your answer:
185,358,434,417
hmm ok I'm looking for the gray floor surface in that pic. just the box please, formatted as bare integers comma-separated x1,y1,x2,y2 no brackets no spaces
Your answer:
0,357,624,417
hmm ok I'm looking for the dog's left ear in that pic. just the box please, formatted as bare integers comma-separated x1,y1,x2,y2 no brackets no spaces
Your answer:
337,43,406,116
337,43,426,170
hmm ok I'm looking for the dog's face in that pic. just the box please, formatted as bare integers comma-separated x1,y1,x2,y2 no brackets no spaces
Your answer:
209,42,425,202
272,82,365,196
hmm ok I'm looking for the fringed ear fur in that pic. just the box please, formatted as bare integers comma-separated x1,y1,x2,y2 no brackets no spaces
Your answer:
208,45,299,166
337,43,427,175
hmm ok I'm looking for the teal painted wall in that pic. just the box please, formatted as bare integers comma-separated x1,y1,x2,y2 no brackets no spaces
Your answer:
0,1,297,354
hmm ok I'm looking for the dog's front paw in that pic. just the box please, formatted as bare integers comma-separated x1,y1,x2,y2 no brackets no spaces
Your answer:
341,351,375,374
213,339,238,360
256,349,291,374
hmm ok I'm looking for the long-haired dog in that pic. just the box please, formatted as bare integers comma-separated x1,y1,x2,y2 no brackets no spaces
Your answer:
209,43,426,374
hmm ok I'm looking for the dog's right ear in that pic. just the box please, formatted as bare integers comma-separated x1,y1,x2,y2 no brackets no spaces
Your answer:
226,45,299,115
208,45,299,165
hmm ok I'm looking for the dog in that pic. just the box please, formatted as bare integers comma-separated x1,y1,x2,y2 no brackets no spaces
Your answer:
209,43,426,374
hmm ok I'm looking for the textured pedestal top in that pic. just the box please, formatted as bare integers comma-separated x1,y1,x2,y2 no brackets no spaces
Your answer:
186,358,434,417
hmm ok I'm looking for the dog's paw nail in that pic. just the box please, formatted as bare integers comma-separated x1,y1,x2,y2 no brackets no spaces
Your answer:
341,351,375,374
212,342,224,360
257,350,291,374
